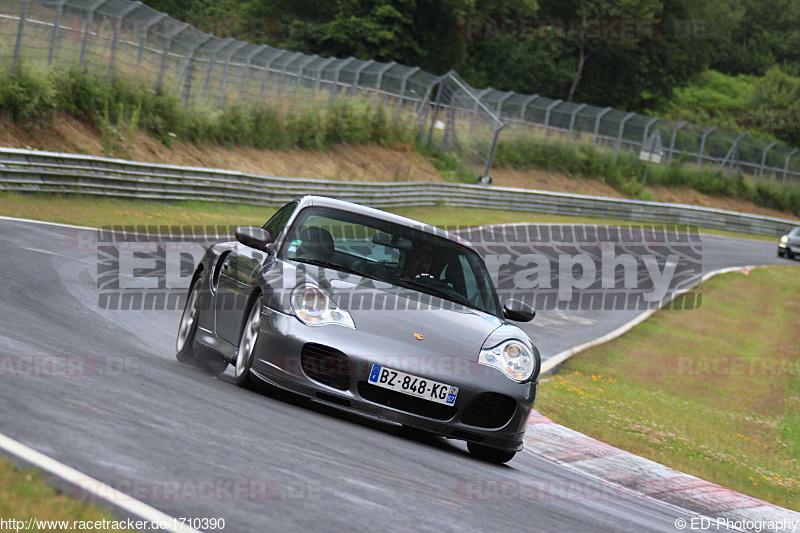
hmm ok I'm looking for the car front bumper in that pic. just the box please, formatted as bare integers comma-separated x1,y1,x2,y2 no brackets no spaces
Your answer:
249,307,538,452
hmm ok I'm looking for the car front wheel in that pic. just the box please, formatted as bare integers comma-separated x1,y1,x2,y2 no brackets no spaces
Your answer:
176,278,202,363
235,295,263,388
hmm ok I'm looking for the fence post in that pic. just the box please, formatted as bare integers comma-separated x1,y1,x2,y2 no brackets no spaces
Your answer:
180,35,213,103
217,42,248,104
697,127,715,169
202,39,232,101
79,0,108,70
259,49,286,99
158,23,187,90
482,124,507,180
294,55,318,94
314,57,337,94
12,0,30,74
666,121,687,166
518,95,538,128
781,148,798,187
758,141,777,181
137,14,167,74
398,67,419,107
642,117,659,147
592,107,612,145
332,57,356,98
614,112,636,159
352,60,374,96
567,103,587,143
47,0,67,68
425,79,446,148
568,103,586,133
496,92,514,115
720,132,747,173
109,2,142,81
277,52,303,96
238,45,266,98
375,61,396,93
542,100,562,140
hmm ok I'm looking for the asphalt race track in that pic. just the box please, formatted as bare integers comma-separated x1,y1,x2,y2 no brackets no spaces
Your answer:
0,216,794,532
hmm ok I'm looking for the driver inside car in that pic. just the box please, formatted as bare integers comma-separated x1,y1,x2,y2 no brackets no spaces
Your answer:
404,248,435,282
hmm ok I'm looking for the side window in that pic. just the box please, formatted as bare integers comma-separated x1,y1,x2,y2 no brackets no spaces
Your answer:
263,202,297,242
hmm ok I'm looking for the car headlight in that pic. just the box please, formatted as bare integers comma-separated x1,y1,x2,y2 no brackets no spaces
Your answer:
291,283,355,328
479,340,536,382
780,235,789,244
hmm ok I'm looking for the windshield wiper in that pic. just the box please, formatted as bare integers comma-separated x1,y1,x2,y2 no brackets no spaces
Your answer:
387,276,476,311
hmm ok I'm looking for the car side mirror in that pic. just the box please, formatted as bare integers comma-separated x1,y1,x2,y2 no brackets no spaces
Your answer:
235,226,272,253
503,299,535,322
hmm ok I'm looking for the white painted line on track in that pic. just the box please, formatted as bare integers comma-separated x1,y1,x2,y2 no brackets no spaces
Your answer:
0,214,99,231
0,433,202,532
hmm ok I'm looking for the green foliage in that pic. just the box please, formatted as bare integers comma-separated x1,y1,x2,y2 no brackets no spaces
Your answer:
0,64,56,116
495,132,800,213
423,149,476,183
0,65,415,155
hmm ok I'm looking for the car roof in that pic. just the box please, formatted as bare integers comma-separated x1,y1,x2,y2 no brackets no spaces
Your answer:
296,196,478,251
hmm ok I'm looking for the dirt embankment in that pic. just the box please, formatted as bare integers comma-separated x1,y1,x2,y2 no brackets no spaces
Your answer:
1,118,796,221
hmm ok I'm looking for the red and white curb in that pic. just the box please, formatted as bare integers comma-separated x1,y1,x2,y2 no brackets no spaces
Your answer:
524,412,800,532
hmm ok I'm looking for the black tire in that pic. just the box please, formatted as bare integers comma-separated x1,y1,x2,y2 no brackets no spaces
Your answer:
176,277,202,364
234,295,264,388
467,442,516,464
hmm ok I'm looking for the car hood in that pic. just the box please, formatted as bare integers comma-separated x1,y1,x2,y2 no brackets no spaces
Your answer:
342,292,504,363
266,260,504,362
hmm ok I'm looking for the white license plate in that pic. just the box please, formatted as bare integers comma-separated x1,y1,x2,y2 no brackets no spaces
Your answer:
368,365,458,406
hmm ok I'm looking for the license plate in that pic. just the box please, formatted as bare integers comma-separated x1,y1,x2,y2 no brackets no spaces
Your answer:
368,365,458,406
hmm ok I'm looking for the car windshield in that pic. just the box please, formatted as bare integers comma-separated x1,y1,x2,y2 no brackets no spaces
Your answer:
790,227,800,237
281,206,500,317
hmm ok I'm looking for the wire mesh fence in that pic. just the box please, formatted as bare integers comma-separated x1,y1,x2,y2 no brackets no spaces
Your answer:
2,0,800,186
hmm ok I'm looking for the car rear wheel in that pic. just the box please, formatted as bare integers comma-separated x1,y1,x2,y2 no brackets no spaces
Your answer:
176,278,202,363
234,295,263,388
467,442,516,464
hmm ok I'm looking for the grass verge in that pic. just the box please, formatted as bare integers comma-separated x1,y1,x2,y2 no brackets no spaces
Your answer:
0,456,131,531
0,191,773,241
535,266,800,510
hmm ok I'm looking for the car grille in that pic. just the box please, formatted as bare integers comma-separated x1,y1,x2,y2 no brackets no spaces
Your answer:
357,382,458,421
301,344,351,391
460,393,517,428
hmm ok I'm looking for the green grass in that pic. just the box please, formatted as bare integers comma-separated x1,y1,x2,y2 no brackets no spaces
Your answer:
0,192,774,241
535,266,800,510
0,457,132,532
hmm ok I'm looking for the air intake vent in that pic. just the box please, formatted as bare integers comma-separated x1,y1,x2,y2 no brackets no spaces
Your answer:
301,344,351,391
461,393,517,428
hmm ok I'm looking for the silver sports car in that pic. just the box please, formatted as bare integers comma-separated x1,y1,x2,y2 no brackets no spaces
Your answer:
176,196,540,463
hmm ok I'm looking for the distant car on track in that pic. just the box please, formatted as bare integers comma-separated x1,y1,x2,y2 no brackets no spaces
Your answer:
778,227,800,259
176,196,540,463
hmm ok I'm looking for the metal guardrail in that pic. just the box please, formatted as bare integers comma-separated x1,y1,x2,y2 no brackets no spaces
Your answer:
0,147,796,237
